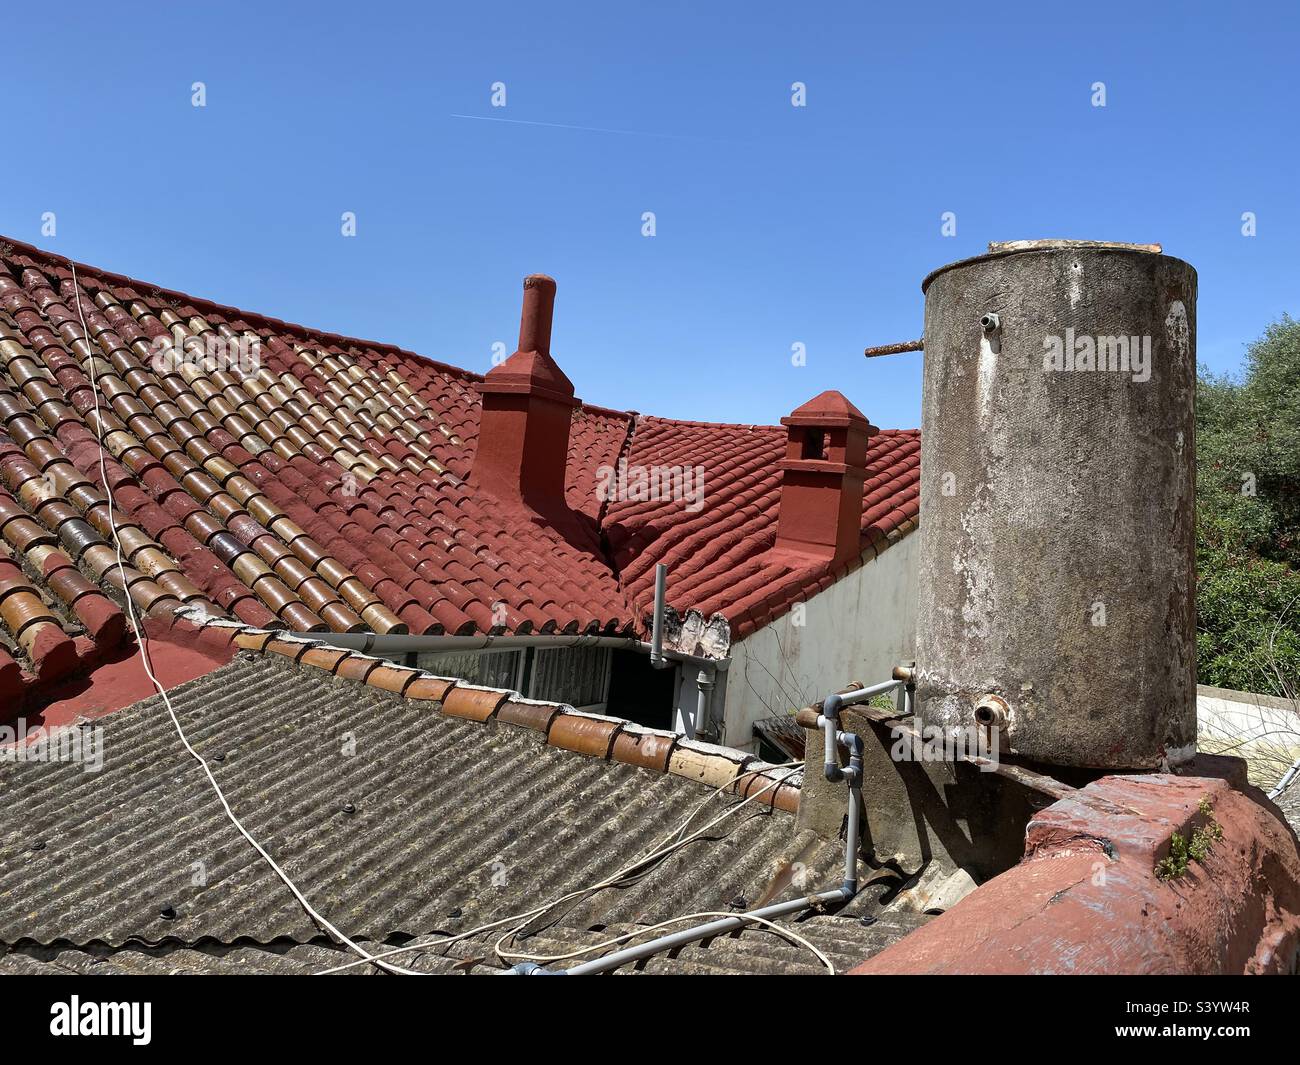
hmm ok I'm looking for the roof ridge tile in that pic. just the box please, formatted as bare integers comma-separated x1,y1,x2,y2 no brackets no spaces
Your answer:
177,607,788,811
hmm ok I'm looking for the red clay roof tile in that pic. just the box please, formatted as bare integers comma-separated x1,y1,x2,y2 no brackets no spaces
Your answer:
0,238,919,718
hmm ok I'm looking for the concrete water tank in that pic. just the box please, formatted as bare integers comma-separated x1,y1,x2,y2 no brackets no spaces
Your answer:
915,241,1197,769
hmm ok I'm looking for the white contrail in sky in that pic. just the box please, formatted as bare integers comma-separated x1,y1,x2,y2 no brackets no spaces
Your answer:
449,113,740,143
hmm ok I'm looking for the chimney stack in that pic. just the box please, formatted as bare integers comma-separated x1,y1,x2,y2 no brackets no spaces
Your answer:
472,275,578,514
773,390,874,564
517,272,556,357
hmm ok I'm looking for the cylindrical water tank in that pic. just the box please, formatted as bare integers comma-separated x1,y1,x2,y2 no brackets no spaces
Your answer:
915,241,1197,768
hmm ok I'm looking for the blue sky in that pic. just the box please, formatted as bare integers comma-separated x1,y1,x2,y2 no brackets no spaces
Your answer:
3,2,1296,429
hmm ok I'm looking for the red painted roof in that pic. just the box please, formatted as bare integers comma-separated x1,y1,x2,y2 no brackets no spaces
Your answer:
0,237,918,712
784,389,871,425
605,417,919,639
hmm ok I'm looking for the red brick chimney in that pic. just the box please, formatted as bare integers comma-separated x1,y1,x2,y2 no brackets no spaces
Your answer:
472,275,578,514
773,390,875,564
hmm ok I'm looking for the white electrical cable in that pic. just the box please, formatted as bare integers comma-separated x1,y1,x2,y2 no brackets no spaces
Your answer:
68,263,416,976
66,271,829,979
489,765,822,968
58,263,830,980
314,762,807,975
498,908,836,974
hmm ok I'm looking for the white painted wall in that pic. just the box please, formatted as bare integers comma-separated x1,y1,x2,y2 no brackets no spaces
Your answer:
671,664,694,736
718,533,920,752
1197,684,1300,789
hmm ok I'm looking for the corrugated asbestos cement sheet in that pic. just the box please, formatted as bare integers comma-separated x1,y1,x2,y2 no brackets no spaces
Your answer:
0,653,923,973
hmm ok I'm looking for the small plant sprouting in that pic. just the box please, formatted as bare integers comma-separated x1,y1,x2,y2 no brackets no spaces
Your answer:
1156,798,1224,881
1155,832,1190,881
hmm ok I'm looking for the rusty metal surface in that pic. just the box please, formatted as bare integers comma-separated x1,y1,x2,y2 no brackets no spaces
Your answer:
753,715,807,760
863,338,924,358
987,239,1162,255
854,703,910,724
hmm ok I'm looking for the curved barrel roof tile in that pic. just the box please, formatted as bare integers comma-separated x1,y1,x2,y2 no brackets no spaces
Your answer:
0,237,918,709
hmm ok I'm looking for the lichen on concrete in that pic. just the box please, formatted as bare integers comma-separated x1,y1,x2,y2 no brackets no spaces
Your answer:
915,244,1198,768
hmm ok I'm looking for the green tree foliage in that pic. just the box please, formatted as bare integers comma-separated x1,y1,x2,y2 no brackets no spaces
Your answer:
1196,315,1300,694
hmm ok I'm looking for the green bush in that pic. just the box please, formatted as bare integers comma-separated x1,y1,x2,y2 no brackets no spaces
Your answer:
1196,316,1300,696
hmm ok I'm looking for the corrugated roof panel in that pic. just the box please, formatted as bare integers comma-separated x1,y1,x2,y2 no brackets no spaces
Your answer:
0,653,927,972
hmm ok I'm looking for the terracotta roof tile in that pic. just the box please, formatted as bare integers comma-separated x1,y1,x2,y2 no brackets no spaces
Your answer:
496,696,564,733
548,709,624,758
441,684,512,722
605,416,920,634
0,238,919,717
610,724,678,772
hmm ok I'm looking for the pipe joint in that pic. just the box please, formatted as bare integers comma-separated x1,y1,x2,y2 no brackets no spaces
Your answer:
841,731,863,784
973,693,1010,730
507,962,563,975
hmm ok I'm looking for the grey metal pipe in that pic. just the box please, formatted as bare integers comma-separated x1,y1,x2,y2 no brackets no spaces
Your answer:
816,696,864,889
650,563,668,669
819,680,896,782
840,733,863,893
1269,756,1300,800
821,695,841,778
548,889,851,976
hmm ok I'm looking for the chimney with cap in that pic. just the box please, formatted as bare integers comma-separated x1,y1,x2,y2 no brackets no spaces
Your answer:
772,390,875,564
472,275,579,515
